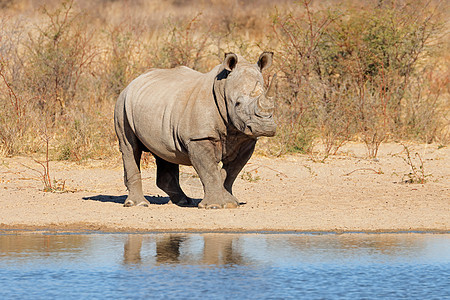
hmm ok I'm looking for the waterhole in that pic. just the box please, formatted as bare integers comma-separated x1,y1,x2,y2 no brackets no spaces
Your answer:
1,232,449,299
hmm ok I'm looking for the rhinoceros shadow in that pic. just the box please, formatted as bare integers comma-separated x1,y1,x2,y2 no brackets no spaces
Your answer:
82,195,202,207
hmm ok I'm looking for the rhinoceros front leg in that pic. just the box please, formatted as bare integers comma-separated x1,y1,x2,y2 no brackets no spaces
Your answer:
187,139,239,209
222,140,256,195
155,156,196,207
115,110,150,207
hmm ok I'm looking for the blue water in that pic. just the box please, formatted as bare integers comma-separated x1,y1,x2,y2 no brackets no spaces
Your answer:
0,233,449,299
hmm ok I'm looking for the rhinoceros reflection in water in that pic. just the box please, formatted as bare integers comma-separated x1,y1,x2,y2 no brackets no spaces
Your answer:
115,52,277,209
123,234,243,266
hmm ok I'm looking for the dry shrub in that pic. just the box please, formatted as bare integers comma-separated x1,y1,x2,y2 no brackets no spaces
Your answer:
403,60,449,144
24,1,97,119
101,20,152,98
271,1,354,157
0,17,38,156
154,13,212,72
56,108,117,161
0,0,448,161
270,0,446,158
399,144,430,184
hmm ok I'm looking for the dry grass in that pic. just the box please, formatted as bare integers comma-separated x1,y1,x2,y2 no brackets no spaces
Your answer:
0,0,448,162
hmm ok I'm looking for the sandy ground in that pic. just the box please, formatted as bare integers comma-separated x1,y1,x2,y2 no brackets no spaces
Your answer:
0,143,448,233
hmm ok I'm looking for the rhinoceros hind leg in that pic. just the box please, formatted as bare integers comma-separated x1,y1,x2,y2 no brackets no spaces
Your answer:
120,143,150,208
155,156,196,207
115,105,149,208
222,141,256,195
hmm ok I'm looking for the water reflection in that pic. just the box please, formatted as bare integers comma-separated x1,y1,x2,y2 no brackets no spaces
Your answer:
118,233,450,267
155,235,186,264
201,234,243,266
123,234,143,265
268,233,429,263
0,234,87,255
122,234,243,266
1,233,449,267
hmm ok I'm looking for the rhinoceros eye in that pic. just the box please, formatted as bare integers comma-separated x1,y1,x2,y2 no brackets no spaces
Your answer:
250,81,263,98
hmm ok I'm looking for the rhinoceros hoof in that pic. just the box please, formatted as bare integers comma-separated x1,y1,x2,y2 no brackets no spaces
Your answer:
223,202,239,209
124,198,150,207
124,200,135,207
172,197,196,207
198,202,239,209
200,203,221,209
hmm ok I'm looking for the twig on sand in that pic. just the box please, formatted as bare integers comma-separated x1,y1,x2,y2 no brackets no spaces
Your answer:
245,163,288,178
343,168,383,176
19,132,67,192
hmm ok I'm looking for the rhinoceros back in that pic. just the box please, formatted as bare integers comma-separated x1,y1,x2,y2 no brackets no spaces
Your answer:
123,66,223,165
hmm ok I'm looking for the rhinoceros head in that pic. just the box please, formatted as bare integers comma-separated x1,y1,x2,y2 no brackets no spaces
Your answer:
218,52,277,138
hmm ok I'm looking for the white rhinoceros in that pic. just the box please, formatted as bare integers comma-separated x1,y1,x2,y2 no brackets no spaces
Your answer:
114,52,277,209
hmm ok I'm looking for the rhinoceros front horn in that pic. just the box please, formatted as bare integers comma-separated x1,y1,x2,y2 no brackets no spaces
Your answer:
256,74,277,116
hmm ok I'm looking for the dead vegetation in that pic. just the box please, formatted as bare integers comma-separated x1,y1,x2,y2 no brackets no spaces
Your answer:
398,143,431,184
0,0,448,163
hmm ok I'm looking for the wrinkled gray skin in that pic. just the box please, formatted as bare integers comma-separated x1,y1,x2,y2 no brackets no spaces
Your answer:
114,52,277,209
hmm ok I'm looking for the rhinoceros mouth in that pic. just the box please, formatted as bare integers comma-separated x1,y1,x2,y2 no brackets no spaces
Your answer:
255,111,273,119
242,117,276,137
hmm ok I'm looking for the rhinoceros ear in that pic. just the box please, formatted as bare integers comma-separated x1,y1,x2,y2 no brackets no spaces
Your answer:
224,53,238,71
257,52,273,71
